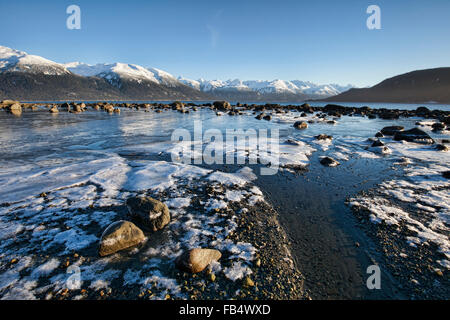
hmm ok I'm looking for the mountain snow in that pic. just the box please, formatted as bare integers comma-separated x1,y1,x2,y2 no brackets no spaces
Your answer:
65,62,179,86
0,45,352,97
178,77,353,96
0,46,69,75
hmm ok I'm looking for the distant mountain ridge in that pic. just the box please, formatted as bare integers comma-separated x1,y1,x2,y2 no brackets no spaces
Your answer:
177,77,353,102
0,45,352,102
324,68,450,104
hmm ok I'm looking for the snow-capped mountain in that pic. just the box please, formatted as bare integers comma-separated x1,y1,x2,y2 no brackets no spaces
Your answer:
177,77,353,98
64,62,179,87
0,45,210,101
0,45,353,101
0,46,69,75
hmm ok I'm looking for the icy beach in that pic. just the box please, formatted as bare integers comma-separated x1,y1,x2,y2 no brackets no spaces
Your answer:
0,101,448,299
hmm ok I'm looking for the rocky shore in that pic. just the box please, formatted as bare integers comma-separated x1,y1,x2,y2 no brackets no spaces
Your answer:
0,98,448,300
1,100,449,124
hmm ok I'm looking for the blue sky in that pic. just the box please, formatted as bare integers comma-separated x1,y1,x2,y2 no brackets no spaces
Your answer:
1,0,449,87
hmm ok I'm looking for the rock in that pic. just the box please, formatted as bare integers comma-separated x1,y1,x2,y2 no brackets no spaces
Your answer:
175,248,221,273
435,144,448,152
327,120,337,125
393,128,435,144
60,102,70,111
170,101,184,110
293,121,308,129
126,196,170,232
1,100,20,106
375,132,384,138
443,171,450,179
431,122,446,132
320,156,340,167
315,134,332,140
244,277,254,287
263,114,272,121
72,104,82,113
113,108,120,114
370,146,392,155
255,113,264,120
8,103,22,116
381,126,404,136
379,111,399,120
285,139,302,146
98,221,146,257
371,139,385,147
213,101,231,111
49,106,59,113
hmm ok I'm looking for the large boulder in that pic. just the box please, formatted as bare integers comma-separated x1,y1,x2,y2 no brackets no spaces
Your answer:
175,248,222,273
381,126,404,136
393,128,435,144
99,221,146,257
126,196,171,232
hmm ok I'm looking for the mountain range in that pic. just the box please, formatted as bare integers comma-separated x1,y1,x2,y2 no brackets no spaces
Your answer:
323,67,450,104
0,45,351,102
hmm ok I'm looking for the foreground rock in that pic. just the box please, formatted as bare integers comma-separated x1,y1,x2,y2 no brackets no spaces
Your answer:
175,248,222,273
99,221,146,257
393,128,435,144
320,156,340,167
126,196,171,232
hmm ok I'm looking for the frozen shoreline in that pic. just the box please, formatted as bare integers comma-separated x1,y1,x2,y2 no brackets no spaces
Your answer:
0,102,448,299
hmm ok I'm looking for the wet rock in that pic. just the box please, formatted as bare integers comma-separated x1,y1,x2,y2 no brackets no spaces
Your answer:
72,104,82,113
443,171,450,179
263,114,272,121
99,221,146,257
255,113,264,120
213,101,231,111
371,139,385,147
113,108,120,114
175,248,221,273
7,103,22,115
435,144,448,152
327,120,337,125
379,111,400,120
381,126,404,136
171,101,184,110
293,121,308,129
431,122,446,132
393,128,435,144
320,156,340,167
61,102,70,111
49,106,59,113
369,145,392,155
375,132,384,138
126,196,171,232
285,139,302,146
315,134,332,140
